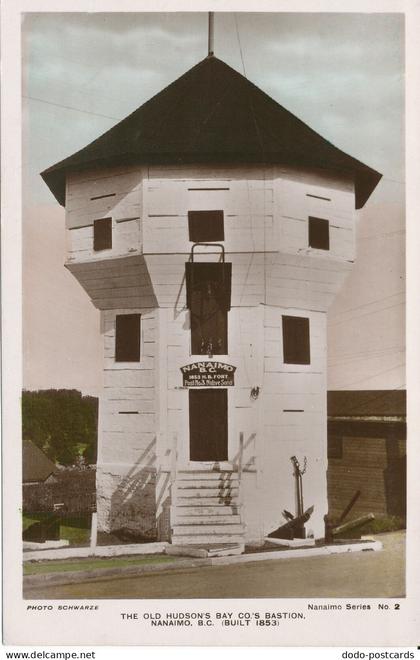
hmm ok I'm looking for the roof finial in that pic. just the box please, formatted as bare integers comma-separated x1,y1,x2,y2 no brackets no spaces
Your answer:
208,12,214,57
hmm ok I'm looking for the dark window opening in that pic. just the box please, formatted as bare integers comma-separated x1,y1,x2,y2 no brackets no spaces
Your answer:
188,210,224,242
282,315,310,365
91,193,116,201
93,217,112,251
115,314,141,362
185,262,231,355
309,216,330,250
306,193,331,202
328,435,343,460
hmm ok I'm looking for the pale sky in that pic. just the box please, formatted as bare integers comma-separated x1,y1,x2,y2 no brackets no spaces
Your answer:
22,12,405,395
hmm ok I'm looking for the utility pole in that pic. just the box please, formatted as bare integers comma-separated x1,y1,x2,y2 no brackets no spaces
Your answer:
208,12,214,56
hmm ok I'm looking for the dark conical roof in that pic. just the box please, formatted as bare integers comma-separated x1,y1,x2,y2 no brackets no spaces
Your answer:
41,56,381,209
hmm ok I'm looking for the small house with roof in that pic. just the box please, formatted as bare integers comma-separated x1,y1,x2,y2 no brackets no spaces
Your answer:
41,50,381,548
23,439,58,485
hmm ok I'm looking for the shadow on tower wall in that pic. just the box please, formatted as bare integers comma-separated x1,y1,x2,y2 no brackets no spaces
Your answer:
106,437,158,540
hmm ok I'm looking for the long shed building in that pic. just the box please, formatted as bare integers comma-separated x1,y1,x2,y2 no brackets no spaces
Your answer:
42,54,381,547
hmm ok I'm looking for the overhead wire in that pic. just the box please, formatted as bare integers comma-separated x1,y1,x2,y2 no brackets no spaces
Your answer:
328,345,404,360
31,25,404,394
231,21,406,404
23,94,121,121
328,301,404,327
328,291,404,318
231,13,259,389
234,13,246,77
328,351,405,368
335,364,405,391
232,14,405,398
359,229,405,241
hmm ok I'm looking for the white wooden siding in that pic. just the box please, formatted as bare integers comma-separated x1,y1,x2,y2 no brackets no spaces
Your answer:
266,252,352,312
144,250,351,312
66,255,157,310
65,164,355,317
71,162,357,540
141,164,354,261
64,163,355,269
260,302,328,537
67,217,140,262
147,164,272,180
140,252,351,314
262,302,327,460
274,165,355,261
161,307,262,471
143,171,275,254
260,428,328,538
65,166,143,261
99,308,157,468
67,190,140,222
144,252,269,309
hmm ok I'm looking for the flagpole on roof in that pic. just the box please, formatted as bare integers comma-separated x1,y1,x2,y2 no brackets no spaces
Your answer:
208,12,214,56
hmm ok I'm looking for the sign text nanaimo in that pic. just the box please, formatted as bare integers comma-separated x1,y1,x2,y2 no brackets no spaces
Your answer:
180,361,236,387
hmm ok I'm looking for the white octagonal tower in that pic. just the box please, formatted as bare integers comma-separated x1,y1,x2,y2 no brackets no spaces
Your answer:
42,55,381,548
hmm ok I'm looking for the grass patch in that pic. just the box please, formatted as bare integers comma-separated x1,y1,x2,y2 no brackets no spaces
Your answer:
22,515,42,532
24,554,178,576
59,525,90,545
361,516,405,535
23,513,91,546
335,515,406,539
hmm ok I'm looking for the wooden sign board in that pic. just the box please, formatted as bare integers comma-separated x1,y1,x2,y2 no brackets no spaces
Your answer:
180,361,236,387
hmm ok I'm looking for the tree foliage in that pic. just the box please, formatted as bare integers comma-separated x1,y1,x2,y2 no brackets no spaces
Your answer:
22,389,98,466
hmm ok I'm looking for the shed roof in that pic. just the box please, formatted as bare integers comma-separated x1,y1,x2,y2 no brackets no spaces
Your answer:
42,55,381,209
23,439,58,483
328,390,406,418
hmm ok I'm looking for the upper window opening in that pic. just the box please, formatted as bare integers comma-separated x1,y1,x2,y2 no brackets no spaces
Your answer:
93,217,112,251
188,210,224,243
115,314,141,362
282,315,310,365
185,262,231,356
308,216,330,250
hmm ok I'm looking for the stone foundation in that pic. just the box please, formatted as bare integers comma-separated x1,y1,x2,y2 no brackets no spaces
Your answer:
96,465,157,539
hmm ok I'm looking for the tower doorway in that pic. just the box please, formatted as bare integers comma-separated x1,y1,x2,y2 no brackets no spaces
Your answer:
189,388,228,461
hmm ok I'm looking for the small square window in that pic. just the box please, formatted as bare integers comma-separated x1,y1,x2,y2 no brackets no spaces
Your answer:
309,216,330,250
188,210,224,242
93,217,112,251
115,314,141,362
282,315,310,365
